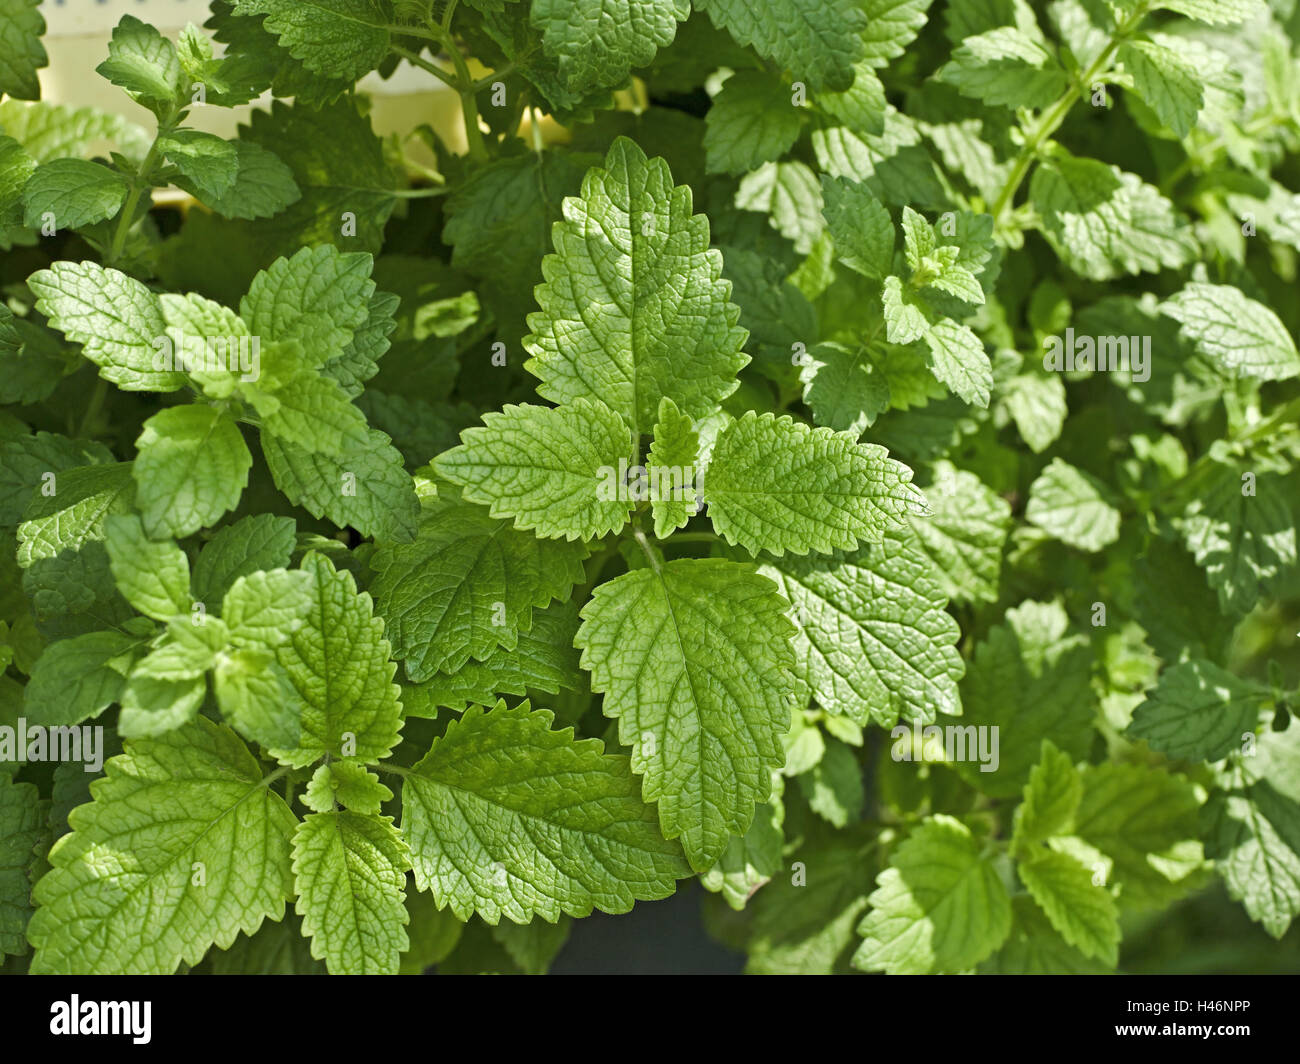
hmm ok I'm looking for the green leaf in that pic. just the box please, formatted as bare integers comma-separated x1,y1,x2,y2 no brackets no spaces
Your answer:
1016,849,1120,966
95,15,183,105
937,26,1068,110
1073,761,1203,910
1177,464,1296,615
0,776,40,956
899,462,1010,606
371,490,588,681
135,618,229,681
159,129,241,202
302,763,391,816
405,601,583,715
703,411,926,557
1025,458,1121,552
983,895,1111,974
261,428,419,544
103,514,191,621
820,176,895,279
798,740,863,827
221,568,313,649
402,701,689,922
1161,283,1300,382
434,400,635,542
0,432,115,526
1129,659,1268,762
27,717,296,974
191,514,296,608
854,814,1011,974
184,141,300,221
232,0,391,80
292,810,410,975
577,558,795,870
269,552,403,768
1030,150,1196,280
693,0,867,92
1119,39,1203,139
16,462,137,636
800,342,892,438
0,134,36,225
256,370,372,457
1205,728,1300,938
700,782,784,911
28,261,183,392
22,159,130,231
1146,0,1265,24
133,405,252,540
157,291,253,399
954,600,1095,797
23,629,148,727
531,0,688,94
761,531,963,727
241,246,376,368
1011,740,1082,855
0,0,47,100
118,670,207,739
735,160,825,253
213,646,301,749
1003,372,1067,453
704,71,803,176
647,396,701,538
525,138,748,435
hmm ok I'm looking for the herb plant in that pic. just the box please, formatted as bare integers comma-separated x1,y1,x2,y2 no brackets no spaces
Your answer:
1,0,1300,976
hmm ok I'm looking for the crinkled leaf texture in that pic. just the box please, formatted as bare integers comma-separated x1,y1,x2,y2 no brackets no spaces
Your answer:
28,717,296,974
577,558,796,871
402,701,690,923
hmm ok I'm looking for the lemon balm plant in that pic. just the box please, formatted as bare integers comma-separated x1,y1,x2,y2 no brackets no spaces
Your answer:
1,0,1300,976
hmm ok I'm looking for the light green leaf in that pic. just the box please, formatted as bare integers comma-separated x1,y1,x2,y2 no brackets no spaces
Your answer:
761,530,963,727
1030,150,1196,280
899,461,1010,606
221,568,314,649
854,814,1011,974
402,701,689,922
647,396,701,538
240,246,375,368
302,763,391,816
576,558,795,870
983,895,1111,974
27,717,296,974
1003,371,1067,453
702,411,926,557
1012,740,1082,855
1016,849,1120,966
94,15,182,105
22,159,130,231
1161,282,1300,382
1025,458,1121,552
798,740,863,827
28,261,182,392
186,141,300,221
525,138,748,435
1177,464,1296,615
292,810,410,975
1120,39,1203,138
159,129,241,202
434,399,634,542
269,552,403,768
736,160,825,253
213,646,302,750
118,671,206,739
103,514,191,621
937,26,1068,110
134,405,252,539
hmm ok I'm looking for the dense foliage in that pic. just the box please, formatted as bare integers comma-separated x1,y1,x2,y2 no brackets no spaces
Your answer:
1,0,1300,975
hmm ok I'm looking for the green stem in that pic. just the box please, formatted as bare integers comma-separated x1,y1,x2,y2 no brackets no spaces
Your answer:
77,377,109,438
990,4,1150,227
391,43,458,90
107,125,171,265
665,531,719,544
632,522,662,574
